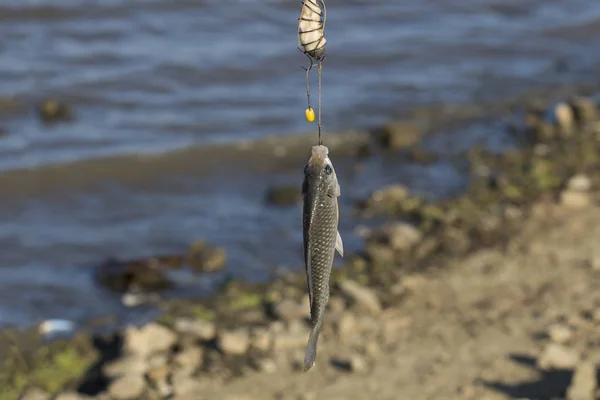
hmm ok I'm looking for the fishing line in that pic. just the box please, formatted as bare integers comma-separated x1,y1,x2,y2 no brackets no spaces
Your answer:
318,60,322,145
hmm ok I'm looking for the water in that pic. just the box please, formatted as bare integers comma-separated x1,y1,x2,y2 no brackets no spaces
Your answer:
1,0,600,329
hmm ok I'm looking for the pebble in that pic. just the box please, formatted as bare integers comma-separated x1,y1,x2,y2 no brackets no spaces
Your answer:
336,312,357,339
297,393,317,400
349,354,368,373
107,375,147,400
382,222,423,252
273,331,308,351
219,329,250,355
547,323,573,344
377,121,422,150
250,327,273,352
327,295,346,315
369,184,409,206
567,174,592,192
54,393,87,400
555,102,575,133
400,275,428,292
174,318,217,341
382,312,413,344
365,243,395,265
365,341,382,359
560,190,591,209
19,388,50,400
103,355,147,378
274,298,307,322
173,346,203,374
147,365,173,398
537,343,580,370
566,361,597,400
338,280,382,314
124,322,177,358
569,96,598,124
171,371,204,397
257,357,278,373
331,354,367,373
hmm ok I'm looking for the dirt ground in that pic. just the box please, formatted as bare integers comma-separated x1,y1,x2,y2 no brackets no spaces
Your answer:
179,201,600,400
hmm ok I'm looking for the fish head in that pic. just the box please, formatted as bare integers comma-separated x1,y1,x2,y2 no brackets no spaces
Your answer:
303,145,340,197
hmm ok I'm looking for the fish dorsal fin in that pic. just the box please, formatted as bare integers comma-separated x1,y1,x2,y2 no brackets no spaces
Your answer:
335,231,344,257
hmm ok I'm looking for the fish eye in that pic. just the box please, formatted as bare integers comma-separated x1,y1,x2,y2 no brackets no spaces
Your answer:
323,164,332,175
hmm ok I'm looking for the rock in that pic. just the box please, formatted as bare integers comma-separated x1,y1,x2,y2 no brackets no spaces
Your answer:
407,148,438,164
173,346,204,374
364,341,382,360
554,102,575,134
531,121,555,142
327,295,346,315
377,121,422,150
103,355,147,378
364,184,410,213
338,280,382,314
146,365,173,398
188,241,227,273
297,393,317,400
442,226,471,255
174,318,217,341
147,353,168,369
95,257,171,293
274,298,307,322
124,323,177,358
54,393,87,400
256,357,278,373
273,331,308,351
400,275,428,292
219,329,250,355
566,361,597,400
171,371,204,397
567,174,592,192
19,388,50,400
365,242,395,265
568,96,598,125
560,190,591,209
379,222,423,252
537,343,580,370
38,99,73,123
381,311,413,345
249,327,272,352
348,354,368,373
331,354,367,373
335,312,356,338
107,375,147,400
265,186,301,206
547,323,573,344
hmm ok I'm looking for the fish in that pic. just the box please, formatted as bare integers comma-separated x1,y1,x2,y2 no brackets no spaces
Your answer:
302,144,344,371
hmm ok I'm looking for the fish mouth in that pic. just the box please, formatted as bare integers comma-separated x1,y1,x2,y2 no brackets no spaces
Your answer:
308,145,331,168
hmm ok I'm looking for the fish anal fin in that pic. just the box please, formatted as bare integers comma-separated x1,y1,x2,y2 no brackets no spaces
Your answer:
335,231,344,257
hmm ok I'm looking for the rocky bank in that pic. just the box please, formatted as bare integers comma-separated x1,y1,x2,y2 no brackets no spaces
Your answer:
4,93,600,400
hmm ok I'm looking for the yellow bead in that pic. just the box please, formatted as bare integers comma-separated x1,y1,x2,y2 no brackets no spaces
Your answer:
305,108,315,122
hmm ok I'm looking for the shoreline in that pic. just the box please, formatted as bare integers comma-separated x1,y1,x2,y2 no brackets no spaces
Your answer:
4,88,600,399
1,81,598,201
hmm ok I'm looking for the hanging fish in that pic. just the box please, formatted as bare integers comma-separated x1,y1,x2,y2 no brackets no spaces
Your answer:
298,0,327,135
302,144,344,371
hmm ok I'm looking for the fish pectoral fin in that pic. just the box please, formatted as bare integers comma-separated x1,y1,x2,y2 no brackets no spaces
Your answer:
335,231,344,257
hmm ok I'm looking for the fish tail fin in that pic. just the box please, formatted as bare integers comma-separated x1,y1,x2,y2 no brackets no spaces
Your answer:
303,324,321,372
